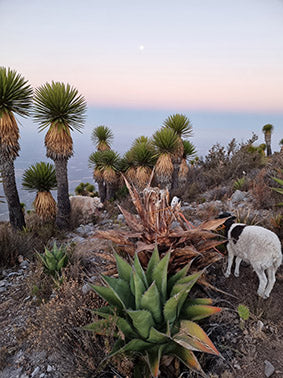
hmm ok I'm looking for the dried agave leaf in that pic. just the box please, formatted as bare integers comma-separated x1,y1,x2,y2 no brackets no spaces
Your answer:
118,205,144,232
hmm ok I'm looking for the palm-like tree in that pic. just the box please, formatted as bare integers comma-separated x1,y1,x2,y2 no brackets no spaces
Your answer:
152,128,178,189
89,150,120,201
22,162,57,221
262,124,274,156
0,67,33,229
89,151,106,202
130,137,156,190
92,125,113,151
178,140,197,187
33,82,87,229
119,150,136,184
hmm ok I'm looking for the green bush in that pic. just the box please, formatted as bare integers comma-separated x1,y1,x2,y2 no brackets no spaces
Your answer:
85,248,221,377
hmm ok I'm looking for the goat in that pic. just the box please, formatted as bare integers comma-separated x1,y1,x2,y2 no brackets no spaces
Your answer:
219,213,282,299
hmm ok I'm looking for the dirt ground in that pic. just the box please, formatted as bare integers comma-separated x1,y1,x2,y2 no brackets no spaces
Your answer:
0,237,282,378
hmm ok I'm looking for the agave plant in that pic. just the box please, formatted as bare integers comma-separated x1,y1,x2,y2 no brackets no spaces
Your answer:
152,128,179,189
37,242,68,285
95,177,226,275
86,249,221,377
92,125,113,151
22,162,57,221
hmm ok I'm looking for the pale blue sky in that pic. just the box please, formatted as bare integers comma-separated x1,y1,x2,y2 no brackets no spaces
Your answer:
1,0,283,112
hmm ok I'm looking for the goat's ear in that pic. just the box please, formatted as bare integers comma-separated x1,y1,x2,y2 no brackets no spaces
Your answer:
224,216,236,229
217,212,232,219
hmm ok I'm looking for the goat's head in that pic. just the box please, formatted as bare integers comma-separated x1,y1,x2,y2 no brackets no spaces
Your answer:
217,212,236,235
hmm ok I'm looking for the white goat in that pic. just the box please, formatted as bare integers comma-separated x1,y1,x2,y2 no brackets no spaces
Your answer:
222,216,282,299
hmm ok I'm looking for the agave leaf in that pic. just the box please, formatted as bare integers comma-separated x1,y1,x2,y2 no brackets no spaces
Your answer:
147,327,169,344
130,271,135,296
133,271,146,309
146,346,162,377
186,298,213,306
134,253,148,287
45,255,57,271
84,319,116,336
170,271,202,297
181,304,221,321
272,176,283,186
101,275,134,308
167,264,190,293
108,338,152,358
127,310,154,339
172,344,207,377
271,187,283,195
89,284,124,310
117,317,139,339
44,248,54,259
173,320,220,356
91,306,114,319
152,253,170,304
146,246,160,284
37,252,49,269
163,286,191,324
140,281,162,323
114,253,132,283
57,254,68,270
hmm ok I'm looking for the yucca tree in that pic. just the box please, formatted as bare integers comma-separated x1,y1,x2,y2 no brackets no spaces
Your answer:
120,150,136,184
178,140,197,187
22,162,57,221
0,67,33,229
33,82,87,229
152,128,178,189
89,151,106,202
131,137,156,190
89,150,120,201
279,138,283,154
163,114,193,158
262,124,274,156
92,125,113,151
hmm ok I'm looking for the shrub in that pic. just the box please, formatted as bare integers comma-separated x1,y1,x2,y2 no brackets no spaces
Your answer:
86,249,221,377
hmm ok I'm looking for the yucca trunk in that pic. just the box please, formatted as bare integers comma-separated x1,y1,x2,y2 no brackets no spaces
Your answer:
34,191,56,221
103,168,117,201
264,132,272,156
0,155,25,229
54,158,71,229
93,168,106,203
178,158,189,188
155,154,174,189
0,112,20,159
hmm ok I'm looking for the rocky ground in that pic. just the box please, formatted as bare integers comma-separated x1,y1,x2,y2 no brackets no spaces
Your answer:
0,190,282,378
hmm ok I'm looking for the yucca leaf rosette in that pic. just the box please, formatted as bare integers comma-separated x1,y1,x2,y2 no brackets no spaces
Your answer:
86,248,221,377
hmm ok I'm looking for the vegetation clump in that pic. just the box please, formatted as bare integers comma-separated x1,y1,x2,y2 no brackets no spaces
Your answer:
86,249,221,377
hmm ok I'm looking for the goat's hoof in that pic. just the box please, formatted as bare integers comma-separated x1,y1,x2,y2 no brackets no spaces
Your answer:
257,291,265,298
224,273,230,278
234,272,239,278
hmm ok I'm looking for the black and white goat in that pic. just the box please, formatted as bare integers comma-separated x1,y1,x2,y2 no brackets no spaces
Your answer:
219,213,282,299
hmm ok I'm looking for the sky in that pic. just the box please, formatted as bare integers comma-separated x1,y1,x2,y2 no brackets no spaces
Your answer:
1,0,283,113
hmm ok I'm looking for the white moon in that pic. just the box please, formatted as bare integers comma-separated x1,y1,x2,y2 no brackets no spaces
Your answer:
139,45,144,51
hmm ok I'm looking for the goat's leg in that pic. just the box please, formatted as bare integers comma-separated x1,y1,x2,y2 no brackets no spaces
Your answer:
263,267,276,299
225,244,234,278
234,256,242,277
255,268,268,298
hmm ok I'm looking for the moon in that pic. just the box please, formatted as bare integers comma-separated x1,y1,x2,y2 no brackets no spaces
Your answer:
139,45,144,51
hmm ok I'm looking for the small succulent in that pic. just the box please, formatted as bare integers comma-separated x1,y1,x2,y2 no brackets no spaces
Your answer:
37,242,68,284
86,248,221,377
233,177,246,191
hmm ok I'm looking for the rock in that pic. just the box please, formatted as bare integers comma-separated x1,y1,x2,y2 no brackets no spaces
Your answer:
82,283,91,295
257,320,264,332
40,374,45,378
231,190,247,203
75,224,95,236
0,279,8,287
20,260,29,269
71,235,86,243
0,287,7,293
264,360,275,377
117,214,124,222
18,255,24,263
31,367,40,377
46,365,53,373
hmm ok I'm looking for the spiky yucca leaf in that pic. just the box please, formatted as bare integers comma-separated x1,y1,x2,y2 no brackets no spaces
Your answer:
153,128,178,155
92,125,113,151
183,140,197,159
86,251,221,377
131,141,156,168
33,81,87,132
262,124,273,133
163,114,193,138
0,67,33,117
22,162,57,192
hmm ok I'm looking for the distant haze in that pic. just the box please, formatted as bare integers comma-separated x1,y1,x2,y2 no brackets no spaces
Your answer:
0,107,282,220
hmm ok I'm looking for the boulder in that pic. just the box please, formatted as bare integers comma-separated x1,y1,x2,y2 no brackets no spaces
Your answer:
70,196,103,225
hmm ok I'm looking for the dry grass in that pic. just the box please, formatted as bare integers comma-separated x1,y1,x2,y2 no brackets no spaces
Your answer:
34,191,56,221
45,125,73,159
